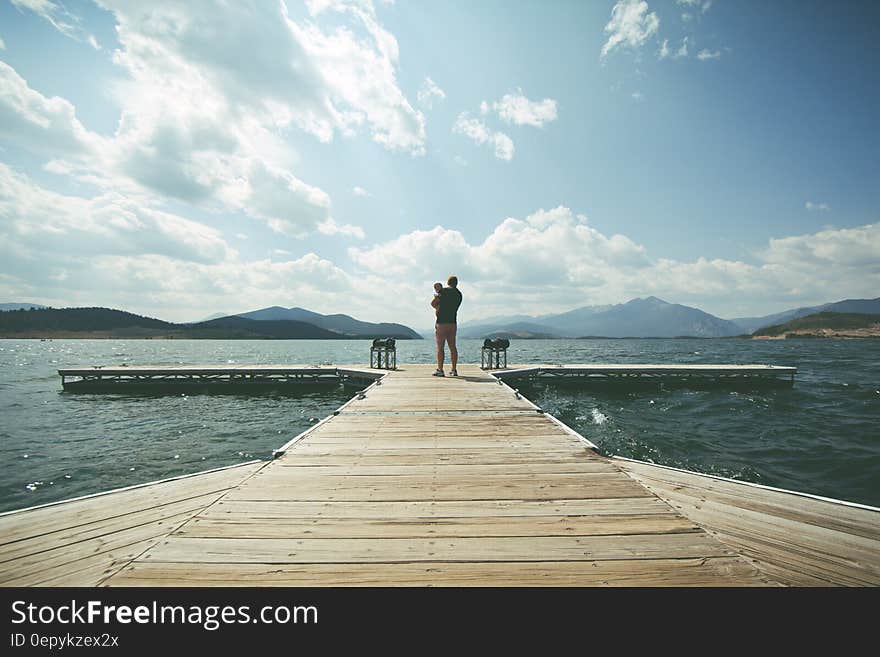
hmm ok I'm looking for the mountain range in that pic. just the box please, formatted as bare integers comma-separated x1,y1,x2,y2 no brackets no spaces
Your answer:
5,297,879,340
0,306,421,340
233,306,421,339
457,296,880,338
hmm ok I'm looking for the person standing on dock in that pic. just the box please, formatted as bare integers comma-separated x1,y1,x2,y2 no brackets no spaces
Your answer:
433,275,462,377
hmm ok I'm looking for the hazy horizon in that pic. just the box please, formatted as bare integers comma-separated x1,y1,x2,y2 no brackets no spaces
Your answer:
1,1,878,327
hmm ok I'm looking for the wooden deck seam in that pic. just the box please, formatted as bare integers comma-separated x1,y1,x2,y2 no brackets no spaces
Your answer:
95,459,275,586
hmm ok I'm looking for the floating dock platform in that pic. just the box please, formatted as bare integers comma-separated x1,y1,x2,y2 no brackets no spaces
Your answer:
57,363,796,391
493,363,797,386
58,365,380,391
1,362,877,587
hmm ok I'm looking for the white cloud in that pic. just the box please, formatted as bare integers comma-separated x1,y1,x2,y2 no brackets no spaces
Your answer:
0,36,6,50
318,218,366,240
658,39,670,59
97,0,425,155
0,21,379,240
452,113,515,161
11,0,100,48
348,206,880,322
491,89,558,127
349,206,649,288
601,0,660,60
631,91,645,102
677,0,713,12
649,38,689,64
353,186,371,197
805,201,830,212
417,77,445,109
0,163,234,265
697,48,721,61
0,61,105,158
676,36,689,58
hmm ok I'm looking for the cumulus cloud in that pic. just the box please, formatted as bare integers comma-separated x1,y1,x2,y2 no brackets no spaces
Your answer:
491,89,558,127
1,8,392,240
697,48,721,61
0,163,384,322
349,206,649,288
348,206,880,322
417,77,446,109
676,37,690,58
677,0,713,12
658,39,670,59
353,186,371,197
0,163,234,265
0,61,105,158
601,0,660,60
452,113,514,161
318,218,366,239
805,201,830,212
11,0,100,48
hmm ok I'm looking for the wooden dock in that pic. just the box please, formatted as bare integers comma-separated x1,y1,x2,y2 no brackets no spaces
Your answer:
1,363,877,586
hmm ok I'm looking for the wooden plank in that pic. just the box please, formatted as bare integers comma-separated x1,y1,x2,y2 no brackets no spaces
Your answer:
137,533,737,563
280,451,597,464
226,479,653,502
618,461,880,539
618,460,880,586
203,498,675,519
28,540,160,588
174,514,699,539
270,463,618,476
0,508,202,586
106,557,774,587
0,463,263,545
0,492,224,563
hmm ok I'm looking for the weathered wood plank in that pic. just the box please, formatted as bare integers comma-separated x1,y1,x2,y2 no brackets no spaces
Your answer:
175,514,699,539
0,508,202,586
107,557,775,587
0,492,224,563
618,460,880,587
138,533,737,563
203,498,675,519
226,479,654,502
0,463,264,545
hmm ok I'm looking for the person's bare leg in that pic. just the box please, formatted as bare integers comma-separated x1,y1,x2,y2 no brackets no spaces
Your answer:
449,325,458,373
435,328,445,371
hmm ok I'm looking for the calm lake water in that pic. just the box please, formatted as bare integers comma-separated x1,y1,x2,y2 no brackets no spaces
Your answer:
0,338,878,512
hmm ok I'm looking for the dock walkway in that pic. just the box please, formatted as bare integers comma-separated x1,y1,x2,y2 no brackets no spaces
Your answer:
1,364,877,586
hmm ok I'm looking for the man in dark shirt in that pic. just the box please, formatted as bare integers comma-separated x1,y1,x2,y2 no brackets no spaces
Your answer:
433,275,462,377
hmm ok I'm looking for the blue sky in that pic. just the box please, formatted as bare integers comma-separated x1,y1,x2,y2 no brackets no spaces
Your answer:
1,0,878,327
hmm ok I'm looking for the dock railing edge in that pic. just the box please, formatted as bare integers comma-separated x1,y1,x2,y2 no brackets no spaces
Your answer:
0,460,264,518
613,455,880,512
271,370,389,458
488,369,600,451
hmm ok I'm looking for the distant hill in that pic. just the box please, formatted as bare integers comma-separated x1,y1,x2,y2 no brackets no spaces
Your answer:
733,297,880,333
238,306,421,339
461,297,742,338
0,303,48,311
752,312,880,338
185,316,345,339
0,307,174,333
0,307,408,340
197,312,232,322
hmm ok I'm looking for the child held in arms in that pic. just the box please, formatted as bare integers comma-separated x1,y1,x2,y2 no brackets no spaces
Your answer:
430,282,443,317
